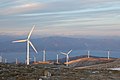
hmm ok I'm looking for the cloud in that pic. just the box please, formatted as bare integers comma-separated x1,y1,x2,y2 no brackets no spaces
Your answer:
1,0,120,37
19,5,120,17
0,2,45,15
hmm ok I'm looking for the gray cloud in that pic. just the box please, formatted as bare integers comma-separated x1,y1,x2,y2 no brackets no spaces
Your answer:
0,0,120,37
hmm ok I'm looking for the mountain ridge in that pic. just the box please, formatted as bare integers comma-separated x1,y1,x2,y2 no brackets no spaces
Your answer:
0,35,120,52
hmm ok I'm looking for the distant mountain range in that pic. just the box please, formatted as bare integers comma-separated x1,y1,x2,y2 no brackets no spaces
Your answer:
0,35,120,52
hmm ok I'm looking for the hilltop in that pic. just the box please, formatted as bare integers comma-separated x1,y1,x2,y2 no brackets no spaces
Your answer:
67,57,116,67
75,58,120,70
54,55,116,67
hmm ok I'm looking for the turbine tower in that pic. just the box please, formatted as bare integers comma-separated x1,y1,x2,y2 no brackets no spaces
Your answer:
43,49,46,62
107,51,110,59
33,55,36,63
87,50,90,58
16,58,18,64
4,58,7,63
0,56,2,63
56,53,59,64
12,25,38,65
61,50,72,66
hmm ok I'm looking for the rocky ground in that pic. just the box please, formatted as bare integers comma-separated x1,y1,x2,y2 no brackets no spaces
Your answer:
0,63,120,80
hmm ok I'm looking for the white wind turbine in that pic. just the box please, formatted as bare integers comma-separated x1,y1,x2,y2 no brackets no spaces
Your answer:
0,55,2,63
16,58,18,64
4,58,7,63
61,50,72,66
33,55,36,63
56,53,59,64
107,51,110,59
12,25,38,65
43,49,46,62
87,50,90,58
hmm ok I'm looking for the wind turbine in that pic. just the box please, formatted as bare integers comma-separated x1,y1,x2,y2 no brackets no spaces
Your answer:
12,25,38,65
43,49,46,62
16,58,18,64
33,55,36,63
107,51,110,59
4,58,7,63
0,53,2,63
56,53,59,64
61,50,72,66
87,50,90,58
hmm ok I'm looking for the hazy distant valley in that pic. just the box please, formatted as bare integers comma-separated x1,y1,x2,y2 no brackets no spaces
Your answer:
1,35,120,52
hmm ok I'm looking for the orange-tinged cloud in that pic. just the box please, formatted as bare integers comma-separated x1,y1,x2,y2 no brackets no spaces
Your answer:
0,3,45,15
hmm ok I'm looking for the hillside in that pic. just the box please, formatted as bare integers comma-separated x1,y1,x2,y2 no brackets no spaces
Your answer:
67,57,116,67
75,58,120,70
52,55,117,67
67,57,115,67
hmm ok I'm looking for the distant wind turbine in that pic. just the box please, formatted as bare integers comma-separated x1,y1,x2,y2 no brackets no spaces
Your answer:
12,25,38,65
0,54,2,63
61,50,72,66
87,50,90,58
4,58,7,63
33,55,36,63
107,51,110,59
43,49,46,62
85,43,90,58
16,58,18,64
56,53,59,64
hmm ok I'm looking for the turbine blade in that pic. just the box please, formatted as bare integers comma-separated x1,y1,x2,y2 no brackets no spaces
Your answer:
12,39,27,43
27,25,35,39
61,52,67,55
29,41,38,53
67,50,72,54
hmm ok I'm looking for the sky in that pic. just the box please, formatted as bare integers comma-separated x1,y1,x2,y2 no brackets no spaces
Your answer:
0,0,120,37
